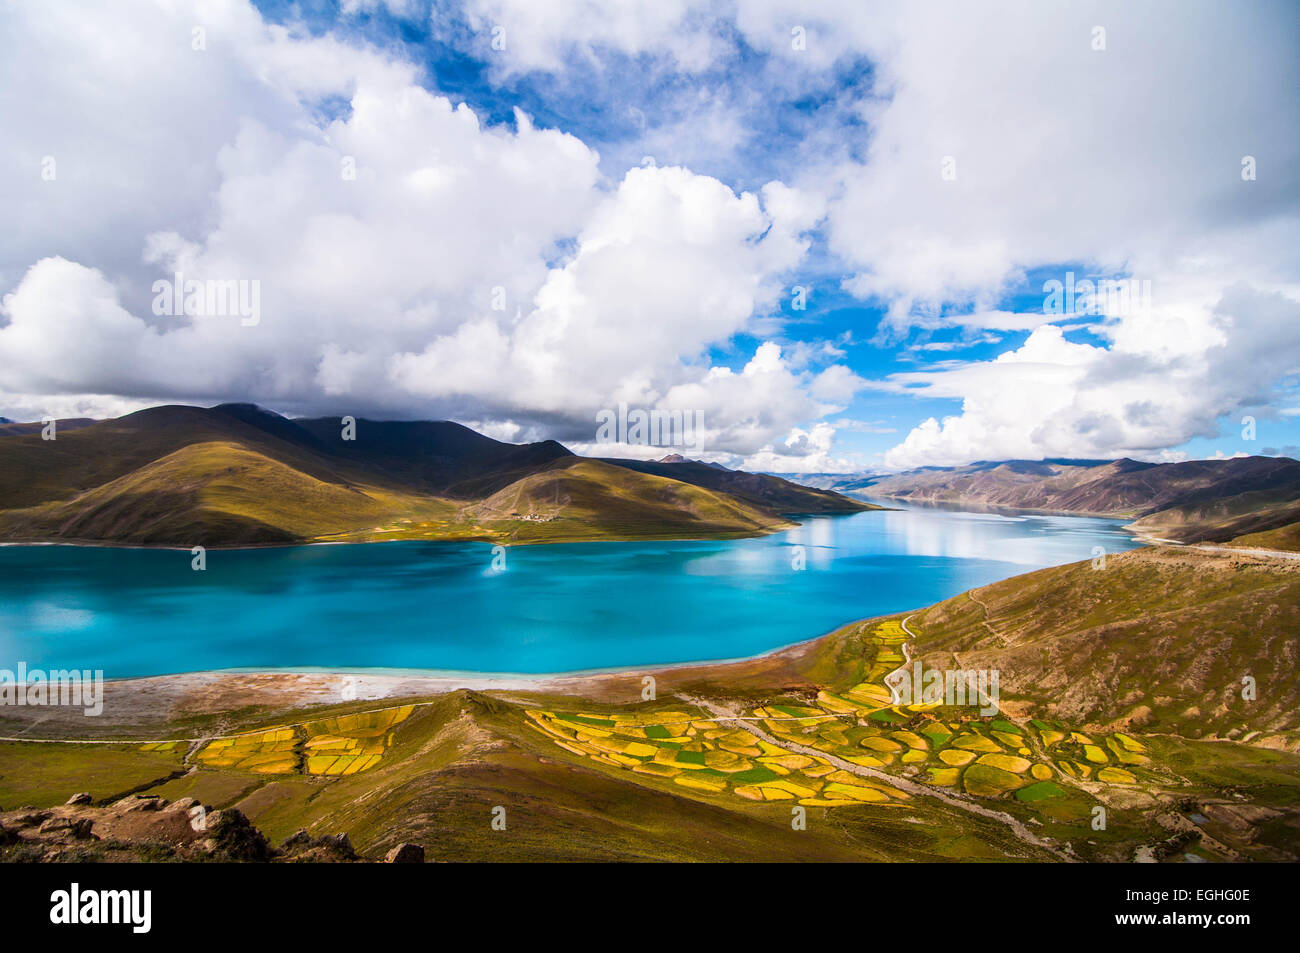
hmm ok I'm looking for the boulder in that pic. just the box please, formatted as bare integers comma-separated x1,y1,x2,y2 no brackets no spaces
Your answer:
320,833,357,859
65,793,93,806
114,794,162,813
202,809,271,861
38,816,94,839
281,829,312,851
278,830,358,862
384,843,425,864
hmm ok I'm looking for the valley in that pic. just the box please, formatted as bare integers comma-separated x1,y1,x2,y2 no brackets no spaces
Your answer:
2,544,1295,863
818,456,1300,550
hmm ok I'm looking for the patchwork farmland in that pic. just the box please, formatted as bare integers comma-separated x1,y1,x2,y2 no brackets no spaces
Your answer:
522,620,1146,814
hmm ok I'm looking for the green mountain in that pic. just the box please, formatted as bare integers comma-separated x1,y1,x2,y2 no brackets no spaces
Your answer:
0,403,871,547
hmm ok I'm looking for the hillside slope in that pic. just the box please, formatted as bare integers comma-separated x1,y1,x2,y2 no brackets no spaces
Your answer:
600,457,874,515
291,413,576,498
0,404,851,547
469,458,792,542
1127,496,1300,545
1228,520,1300,552
897,547,1300,747
0,404,376,510
0,441,457,545
855,456,1300,544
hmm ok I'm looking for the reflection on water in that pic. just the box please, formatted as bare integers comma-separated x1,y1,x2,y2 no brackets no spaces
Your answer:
869,501,1127,565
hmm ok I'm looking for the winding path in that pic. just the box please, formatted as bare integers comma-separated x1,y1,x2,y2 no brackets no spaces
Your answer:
899,613,920,640
881,614,916,703
682,692,1073,861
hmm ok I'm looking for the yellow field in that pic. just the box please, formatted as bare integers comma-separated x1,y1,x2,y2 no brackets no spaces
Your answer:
185,705,415,777
195,727,298,774
519,619,1156,812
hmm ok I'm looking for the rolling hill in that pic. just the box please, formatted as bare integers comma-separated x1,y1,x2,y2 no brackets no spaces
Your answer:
838,456,1300,547
0,404,869,547
0,441,459,546
893,546,1300,746
599,456,876,515
467,458,793,542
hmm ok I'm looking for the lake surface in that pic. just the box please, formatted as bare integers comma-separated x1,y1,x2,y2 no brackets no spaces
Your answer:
0,504,1140,679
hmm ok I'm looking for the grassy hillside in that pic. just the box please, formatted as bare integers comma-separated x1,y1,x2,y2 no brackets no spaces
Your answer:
0,441,458,545
0,417,95,437
892,547,1300,747
0,404,845,547
0,405,375,510
1228,520,1300,552
468,458,792,542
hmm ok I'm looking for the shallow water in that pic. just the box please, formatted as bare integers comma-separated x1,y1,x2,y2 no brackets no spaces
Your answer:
0,504,1139,678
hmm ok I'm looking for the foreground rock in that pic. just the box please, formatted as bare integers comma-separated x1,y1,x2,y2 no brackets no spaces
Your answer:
279,830,358,863
384,843,425,863
0,796,388,863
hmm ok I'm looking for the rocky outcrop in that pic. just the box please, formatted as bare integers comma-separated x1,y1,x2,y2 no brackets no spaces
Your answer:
1,796,296,862
278,830,359,863
384,843,425,863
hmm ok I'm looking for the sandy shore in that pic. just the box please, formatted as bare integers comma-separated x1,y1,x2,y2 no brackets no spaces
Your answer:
0,633,832,739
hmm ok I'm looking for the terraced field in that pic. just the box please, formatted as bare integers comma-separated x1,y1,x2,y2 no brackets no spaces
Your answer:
523,619,1151,815
524,707,907,806
191,707,413,777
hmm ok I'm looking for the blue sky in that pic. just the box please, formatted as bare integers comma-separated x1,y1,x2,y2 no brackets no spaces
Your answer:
2,0,1298,471
246,0,1300,468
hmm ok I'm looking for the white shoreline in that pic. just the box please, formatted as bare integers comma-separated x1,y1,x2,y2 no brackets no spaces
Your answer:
97,624,835,687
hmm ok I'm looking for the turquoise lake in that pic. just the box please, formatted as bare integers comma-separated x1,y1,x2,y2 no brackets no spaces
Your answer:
0,503,1140,679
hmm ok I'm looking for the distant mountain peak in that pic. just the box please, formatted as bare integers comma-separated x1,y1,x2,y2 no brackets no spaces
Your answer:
657,453,687,463
212,401,287,421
